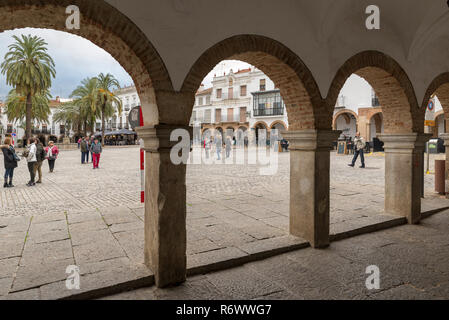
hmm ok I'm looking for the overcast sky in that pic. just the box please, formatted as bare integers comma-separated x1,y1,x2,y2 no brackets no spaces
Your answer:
0,28,134,101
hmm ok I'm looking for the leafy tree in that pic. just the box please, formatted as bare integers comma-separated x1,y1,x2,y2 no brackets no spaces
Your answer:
4,88,51,126
52,102,82,136
95,73,122,145
1,34,56,141
69,77,100,136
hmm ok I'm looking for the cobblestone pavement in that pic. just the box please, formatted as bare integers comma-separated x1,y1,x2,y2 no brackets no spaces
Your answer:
102,209,449,300
0,146,447,299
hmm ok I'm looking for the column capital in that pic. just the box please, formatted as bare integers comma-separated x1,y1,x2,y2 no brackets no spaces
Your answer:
135,124,193,153
440,133,449,146
378,133,431,153
282,130,341,151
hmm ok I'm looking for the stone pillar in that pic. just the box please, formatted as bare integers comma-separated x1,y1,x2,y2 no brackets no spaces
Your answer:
135,124,192,287
282,130,341,248
378,133,431,224
440,133,449,197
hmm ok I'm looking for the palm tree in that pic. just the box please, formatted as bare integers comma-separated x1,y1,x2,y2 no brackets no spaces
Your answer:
1,34,56,141
4,88,51,126
52,102,82,136
95,73,122,145
69,77,100,136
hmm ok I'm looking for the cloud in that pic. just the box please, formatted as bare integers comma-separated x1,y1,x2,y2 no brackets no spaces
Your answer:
0,28,133,101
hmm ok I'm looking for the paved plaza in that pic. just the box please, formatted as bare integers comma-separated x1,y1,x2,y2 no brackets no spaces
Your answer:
0,146,448,299
103,210,449,300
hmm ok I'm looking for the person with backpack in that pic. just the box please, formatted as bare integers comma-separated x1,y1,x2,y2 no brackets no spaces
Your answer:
34,138,47,184
45,141,59,173
1,136,19,188
24,137,37,187
348,132,366,169
90,138,102,169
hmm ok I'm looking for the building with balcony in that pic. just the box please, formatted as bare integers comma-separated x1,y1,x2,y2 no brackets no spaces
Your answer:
106,84,140,131
190,67,289,142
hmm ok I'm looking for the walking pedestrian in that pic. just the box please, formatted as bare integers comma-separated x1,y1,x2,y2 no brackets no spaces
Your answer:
91,138,102,169
1,137,18,188
25,138,37,187
77,137,81,149
225,136,232,158
215,134,222,160
85,137,91,163
45,141,59,173
34,138,46,184
205,137,211,159
80,137,89,164
348,132,366,168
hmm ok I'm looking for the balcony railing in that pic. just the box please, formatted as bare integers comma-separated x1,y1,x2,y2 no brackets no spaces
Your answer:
253,107,284,117
372,97,380,107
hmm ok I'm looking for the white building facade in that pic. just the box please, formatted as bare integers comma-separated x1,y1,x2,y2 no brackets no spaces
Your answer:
190,67,289,142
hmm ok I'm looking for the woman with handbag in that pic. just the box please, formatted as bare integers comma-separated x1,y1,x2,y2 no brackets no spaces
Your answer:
45,141,59,173
1,136,19,188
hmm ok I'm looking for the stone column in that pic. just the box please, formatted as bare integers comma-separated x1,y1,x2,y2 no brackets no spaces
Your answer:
135,124,192,287
440,133,449,197
282,130,341,248
378,133,431,224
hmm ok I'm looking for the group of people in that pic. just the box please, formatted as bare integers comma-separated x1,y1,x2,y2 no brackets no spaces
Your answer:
79,136,103,169
204,135,234,160
1,137,60,188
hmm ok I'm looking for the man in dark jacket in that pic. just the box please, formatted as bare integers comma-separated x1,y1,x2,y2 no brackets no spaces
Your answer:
80,137,89,164
34,138,47,183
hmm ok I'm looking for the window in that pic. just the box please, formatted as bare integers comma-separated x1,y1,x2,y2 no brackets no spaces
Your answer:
199,97,204,106
260,79,266,91
206,96,211,105
204,109,212,123
240,85,247,96
228,87,233,99
216,89,222,99
229,78,233,86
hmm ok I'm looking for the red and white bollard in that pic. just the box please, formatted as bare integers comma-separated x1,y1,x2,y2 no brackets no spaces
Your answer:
139,106,145,203
140,138,145,203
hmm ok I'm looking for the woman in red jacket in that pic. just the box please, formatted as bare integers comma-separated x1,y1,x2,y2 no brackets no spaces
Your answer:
45,141,60,173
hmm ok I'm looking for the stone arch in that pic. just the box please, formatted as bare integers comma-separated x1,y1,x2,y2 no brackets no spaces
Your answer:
422,73,449,120
327,51,420,133
332,109,358,130
0,0,174,125
270,120,288,130
181,34,327,130
434,110,445,137
253,121,269,131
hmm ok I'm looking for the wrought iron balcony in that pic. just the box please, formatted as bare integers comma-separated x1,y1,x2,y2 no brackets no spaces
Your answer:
253,107,284,117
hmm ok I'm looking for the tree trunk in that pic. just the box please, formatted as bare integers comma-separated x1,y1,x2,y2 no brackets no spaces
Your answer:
25,93,32,143
101,103,106,147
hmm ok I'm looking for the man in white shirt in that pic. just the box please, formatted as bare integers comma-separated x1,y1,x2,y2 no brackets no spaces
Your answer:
348,132,366,169
26,138,37,186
